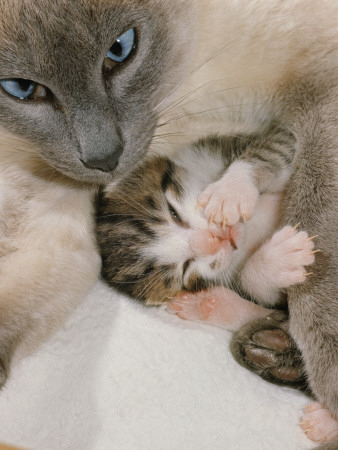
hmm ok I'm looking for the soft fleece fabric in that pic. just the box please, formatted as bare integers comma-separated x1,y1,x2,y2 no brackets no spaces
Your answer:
0,281,315,450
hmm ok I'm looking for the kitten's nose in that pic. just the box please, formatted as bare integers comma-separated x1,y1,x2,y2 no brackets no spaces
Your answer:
189,230,224,256
81,146,123,173
188,227,237,256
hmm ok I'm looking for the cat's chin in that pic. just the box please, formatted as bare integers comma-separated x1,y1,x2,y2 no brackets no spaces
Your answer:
54,165,117,185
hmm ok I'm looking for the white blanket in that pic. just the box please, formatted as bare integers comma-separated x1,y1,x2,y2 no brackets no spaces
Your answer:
0,281,316,450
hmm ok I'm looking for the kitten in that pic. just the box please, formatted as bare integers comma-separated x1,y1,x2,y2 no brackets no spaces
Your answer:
96,130,315,330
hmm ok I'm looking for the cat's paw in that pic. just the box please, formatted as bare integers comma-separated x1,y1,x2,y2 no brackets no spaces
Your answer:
255,225,316,288
230,311,310,392
197,162,259,227
301,403,338,443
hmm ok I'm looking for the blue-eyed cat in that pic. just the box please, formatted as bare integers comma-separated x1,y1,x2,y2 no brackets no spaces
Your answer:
0,1,337,447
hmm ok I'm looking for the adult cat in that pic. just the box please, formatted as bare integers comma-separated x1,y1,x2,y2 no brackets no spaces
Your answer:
0,0,337,448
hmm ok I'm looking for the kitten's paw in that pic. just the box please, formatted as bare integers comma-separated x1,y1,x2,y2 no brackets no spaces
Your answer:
301,403,338,443
230,311,310,392
168,289,236,327
197,173,259,227
257,225,316,288
168,288,270,331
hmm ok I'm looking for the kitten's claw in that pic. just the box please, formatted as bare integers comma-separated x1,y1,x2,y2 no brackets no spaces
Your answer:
197,162,259,227
247,225,316,289
292,222,301,231
300,403,338,443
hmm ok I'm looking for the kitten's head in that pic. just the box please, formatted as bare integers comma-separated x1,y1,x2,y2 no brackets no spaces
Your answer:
96,151,244,306
0,0,194,183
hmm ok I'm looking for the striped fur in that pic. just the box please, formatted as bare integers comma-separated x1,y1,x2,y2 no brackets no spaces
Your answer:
96,125,295,305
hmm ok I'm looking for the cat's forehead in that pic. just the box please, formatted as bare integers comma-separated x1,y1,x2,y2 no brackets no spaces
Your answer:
0,0,173,82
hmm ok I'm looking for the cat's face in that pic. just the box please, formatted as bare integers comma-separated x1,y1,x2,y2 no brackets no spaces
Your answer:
0,0,193,183
96,155,245,306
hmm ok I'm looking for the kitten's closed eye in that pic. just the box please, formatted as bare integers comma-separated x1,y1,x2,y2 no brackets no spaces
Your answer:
168,202,182,224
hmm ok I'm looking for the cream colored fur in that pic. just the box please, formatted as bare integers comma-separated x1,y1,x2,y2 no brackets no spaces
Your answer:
0,128,100,364
154,0,338,151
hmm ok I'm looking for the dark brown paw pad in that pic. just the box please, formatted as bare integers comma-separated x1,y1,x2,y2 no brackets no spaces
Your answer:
230,312,311,394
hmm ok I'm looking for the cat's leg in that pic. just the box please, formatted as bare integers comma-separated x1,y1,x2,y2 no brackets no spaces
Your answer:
168,286,272,332
197,125,295,226
231,78,338,446
240,225,316,306
0,189,100,387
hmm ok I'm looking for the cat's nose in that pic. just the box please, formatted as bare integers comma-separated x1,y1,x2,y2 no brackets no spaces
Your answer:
81,147,123,173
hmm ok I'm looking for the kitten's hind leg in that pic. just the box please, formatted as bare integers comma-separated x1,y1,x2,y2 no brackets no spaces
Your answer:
230,310,311,393
168,287,272,332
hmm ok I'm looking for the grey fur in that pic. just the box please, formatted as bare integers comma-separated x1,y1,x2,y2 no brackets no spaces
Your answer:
0,0,192,183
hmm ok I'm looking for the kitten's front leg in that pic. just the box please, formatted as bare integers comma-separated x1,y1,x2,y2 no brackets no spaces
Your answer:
240,225,316,306
168,287,272,332
198,160,260,226
198,126,295,227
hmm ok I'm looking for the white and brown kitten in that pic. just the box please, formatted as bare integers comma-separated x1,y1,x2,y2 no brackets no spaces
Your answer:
97,130,315,326
0,1,337,447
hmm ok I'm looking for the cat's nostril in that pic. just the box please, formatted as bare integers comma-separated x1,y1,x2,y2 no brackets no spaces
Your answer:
81,147,123,173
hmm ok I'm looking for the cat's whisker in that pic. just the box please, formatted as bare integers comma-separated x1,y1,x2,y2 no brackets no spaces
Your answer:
157,102,264,128
158,84,251,125
155,79,217,116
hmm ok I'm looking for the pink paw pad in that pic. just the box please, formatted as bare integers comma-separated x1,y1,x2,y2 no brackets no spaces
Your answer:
301,403,338,443
259,225,317,288
168,291,219,323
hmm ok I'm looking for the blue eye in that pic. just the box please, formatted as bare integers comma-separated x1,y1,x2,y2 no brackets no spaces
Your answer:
0,78,48,100
0,79,37,99
106,28,136,63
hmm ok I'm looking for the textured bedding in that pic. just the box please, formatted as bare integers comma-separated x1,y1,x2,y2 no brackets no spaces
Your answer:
0,281,315,450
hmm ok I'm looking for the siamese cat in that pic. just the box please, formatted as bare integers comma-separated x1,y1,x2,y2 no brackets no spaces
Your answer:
0,0,337,447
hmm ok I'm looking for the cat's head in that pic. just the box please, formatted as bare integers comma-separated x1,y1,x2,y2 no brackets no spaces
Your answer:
96,151,245,306
0,0,194,183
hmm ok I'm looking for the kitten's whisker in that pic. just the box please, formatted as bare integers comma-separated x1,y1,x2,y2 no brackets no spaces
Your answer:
138,268,167,300
116,192,153,216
